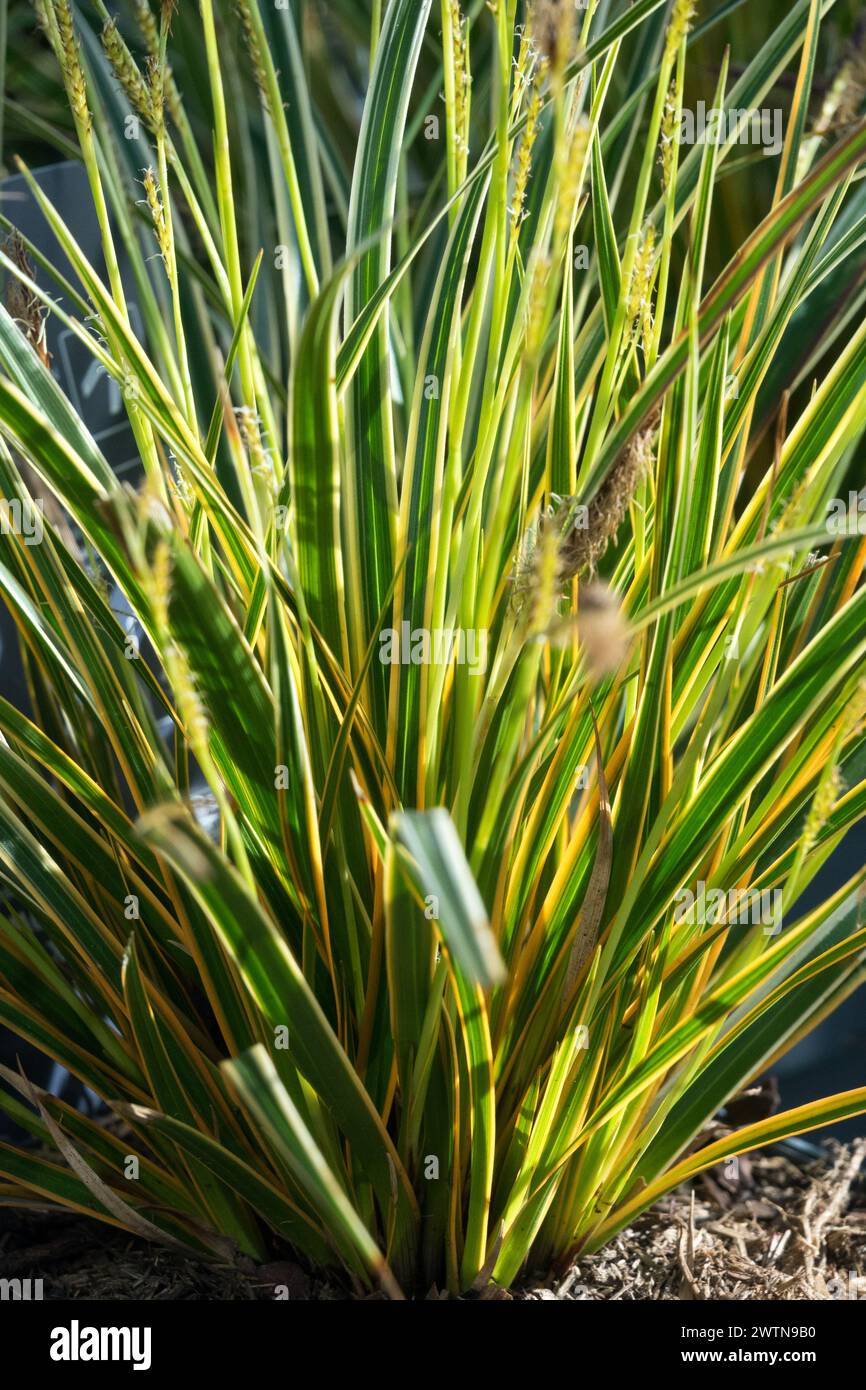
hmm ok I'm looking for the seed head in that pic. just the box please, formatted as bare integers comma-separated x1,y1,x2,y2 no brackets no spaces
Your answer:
130,0,184,126
526,250,552,359
540,581,631,679
3,231,50,369
836,47,866,128
56,0,91,131
515,520,562,638
532,0,577,74
559,414,658,579
450,0,471,162
130,0,159,52
665,0,697,61
773,474,811,535
142,169,170,265
237,408,276,491
102,18,155,126
151,539,209,755
554,116,589,247
626,222,656,350
575,582,630,680
510,78,544,241
234,0,269,97
803,765,843,852
659,81,681,192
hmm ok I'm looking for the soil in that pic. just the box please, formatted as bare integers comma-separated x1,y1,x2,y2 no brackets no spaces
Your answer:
2,1142,865,1300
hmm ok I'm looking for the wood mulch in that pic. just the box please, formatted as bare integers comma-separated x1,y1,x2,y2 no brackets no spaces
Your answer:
518,1141,866,1301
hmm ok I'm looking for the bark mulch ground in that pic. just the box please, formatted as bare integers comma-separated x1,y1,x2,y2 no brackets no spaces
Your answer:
519,1140,866,1301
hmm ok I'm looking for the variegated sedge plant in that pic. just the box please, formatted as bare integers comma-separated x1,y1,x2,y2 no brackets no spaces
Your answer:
1,0,866,1297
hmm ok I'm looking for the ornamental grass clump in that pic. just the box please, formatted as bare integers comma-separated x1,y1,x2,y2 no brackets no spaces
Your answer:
1,0,866,1297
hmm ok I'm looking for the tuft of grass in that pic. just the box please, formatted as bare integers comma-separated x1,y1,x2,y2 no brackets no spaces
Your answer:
0,0,865,1296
